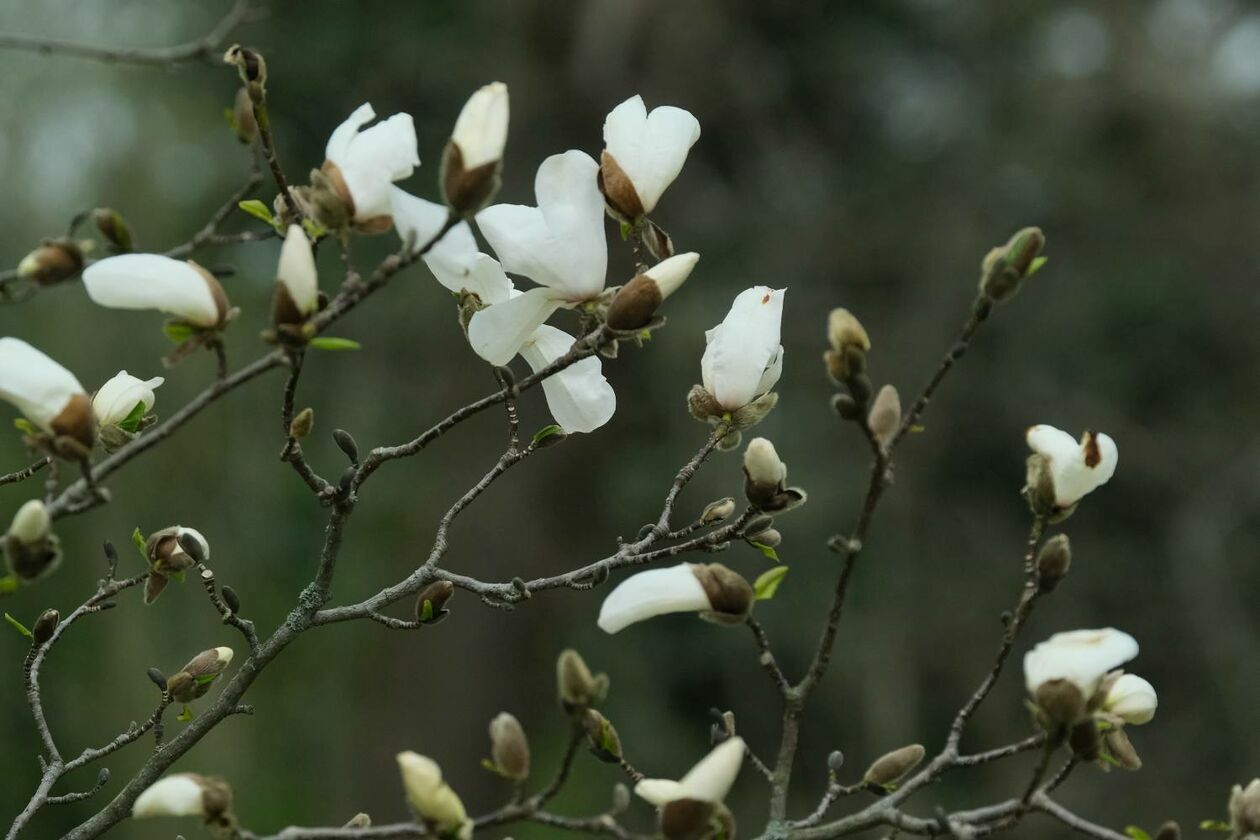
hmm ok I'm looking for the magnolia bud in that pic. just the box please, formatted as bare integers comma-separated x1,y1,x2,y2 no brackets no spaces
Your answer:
831,393,862,420
4,500,61,583
442,82,508,215
289,407,314,439
166,647,234,703
686,384,724,424
415,580,454,623
744,438,786,489
132,773,233,822
827,308,870,356
750,528,781,548
147,667,167,689
660,798,716,840
1036,534,1072,592
827,750,845,772
396,752,469,836
231,87,258,145
18,239,84,286
1153,821,1181,840
333,429,359,463
1233,780,1260,835
557,649,609,710
701,498,736,524
343,813,371,828
692,563,755,625
1103,728,1141,770
582,709,623,762
867,385,901,446
221,586,241,614
92,208,133,253
980,227,1045,302
31,609,59,645
605,253,699,331
8,500,50,545
223,45,266,98
146,527,208,575
863,744,925,787
1034,678,1088,728
489,712,530,781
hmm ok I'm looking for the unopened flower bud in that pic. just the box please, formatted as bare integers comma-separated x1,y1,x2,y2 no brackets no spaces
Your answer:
31,608,58,645
396,752,470,837
221,586,241,614
692,563,755,626
750,528,781,548
744,438,786,489
1103,673,1158,726
827,308,870,357
582,709,623,762
92,208,133,253
289,407,314,439
660,798,716,840
1036,534,1072,592
166,647,234,703
273,225,319,328
18,239,84,287
867,385,901,446
4,500,61,583
863,744,925,787
333,429,359,463
132,773,233,821
979,226,1045,302
831,393,862,420
605,252,699,331
442,82,509,215
415,580,454,623
1153,821,1181,840
8,500,50,545
147,667,167,689
1103,727,1141,770
827,750,845,773
231,87,258,145
343,813,371,828
557,649,609,710
489,712,530,781
223,45,266,98
146,527,208,576
701,498,736,524
1233,780,1260,835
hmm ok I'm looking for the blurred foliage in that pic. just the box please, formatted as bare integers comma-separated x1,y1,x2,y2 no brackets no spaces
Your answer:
1,1,1258,838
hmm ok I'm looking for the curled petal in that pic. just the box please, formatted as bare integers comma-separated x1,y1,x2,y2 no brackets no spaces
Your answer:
597,564,711,634
452,82,509,169
92,371,163,426
519,325,615,434
83,254,223,327
469,288,565,366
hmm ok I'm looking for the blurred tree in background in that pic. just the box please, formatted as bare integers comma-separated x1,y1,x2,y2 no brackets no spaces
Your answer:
0,1,1257,837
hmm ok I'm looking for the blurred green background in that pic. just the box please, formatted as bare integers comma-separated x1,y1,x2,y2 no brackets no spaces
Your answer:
1,1,1258,838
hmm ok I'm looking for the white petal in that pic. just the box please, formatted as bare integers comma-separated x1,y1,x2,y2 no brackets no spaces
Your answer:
597,564,711,634
338,111,419,181
476,150,606,299
1026,425,1081,463
700,287,785,409
341,164,398,221
1023,628,1139,697
468,287,565,366
603,95,701,213
679,737,745,803
9,499,50,544
1105,673,1157,725
634,779,685,806
83,254,221,327
132,774,206,818
452,82,509,169
520,325,616,434
325,103,377,164
0,337,85,430
449,254,514,305
92,370,163,426
388,188,482,287
645,252,699,300
744,438,786,485
755,346,785,396
277,226,318,315
1026,425,1119,507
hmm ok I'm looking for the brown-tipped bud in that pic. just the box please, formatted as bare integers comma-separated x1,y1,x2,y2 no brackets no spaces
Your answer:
660,798,716,840
863,744,925,787
18,239,84,287
489,712,531,781
1068,719,1101,762
980,227,1045,302
442,82,507,215
92,209,133,253
867,385,901,446
701,498,736,524
167,647,234,703
289,407,314,440
557,649,609,710
1153,821,1181,840
1104,728,1141,770
692,563,755,625
133,773,234,822
598,151,645,222
1035,678,1088,728
1233,780,1260,835
223,45,267,96
1036,534,1072,592
831,393,862,420
232,87,259,145
827,308,870,356
582,709,623,763
31,608,59,645
414,580,454,623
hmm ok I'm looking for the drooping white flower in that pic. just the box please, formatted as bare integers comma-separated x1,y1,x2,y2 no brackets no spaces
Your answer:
701,287,786,410
1103,673,1158,726
451,82,509,170
471,150,607,365
1023,628,1139,700
600,95,701,218
323,103,420,224
396,752,471,839
744,438,786,486
597,563,753,634
8,499,50,545
0,338,89,435
92,371,163,427
82,254,229,328
132,774,210,819
635,737,745,807
274,225,319,323
1025,425,1118,508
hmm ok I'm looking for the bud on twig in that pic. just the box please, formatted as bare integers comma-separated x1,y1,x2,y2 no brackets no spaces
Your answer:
223,45,267,101
979,227,1045,303
221,586,241,615
333,429,359,463
165,647,234,703
4,500,62,584
824,308,871,385
442,82,509,216
701,498,736,524
132,773,234,823
605,253,699,331
289,407,314,440
831,393,862,421
828,750,845,773
18,238,84,287
231,87,258,145
147,667,167,690
863,744,925,788
92,208,133,253
1103,727,1141,770
582,709,623,762
1036,534,1072,592
31,609,58,645
557,649,609,710
489,712,531,781
414,580,454,624
867,385,901,446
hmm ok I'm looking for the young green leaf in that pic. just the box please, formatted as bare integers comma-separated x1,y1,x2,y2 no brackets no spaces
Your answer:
238,199,275,226
177,706,193,722
1026,256,1048,279
194,673,220,686
531,424,565,447
1198,820,1231,832
131,527,149,562
749,541,779,563
619,220,633,241
753,566,789,601
13,418,37,437
301,218,327,240
0,575,17,596
418,599,435,623
308,337,361,351
115,400,148,434
4,613,32,638
162,322,196,344
1124,828,1152,840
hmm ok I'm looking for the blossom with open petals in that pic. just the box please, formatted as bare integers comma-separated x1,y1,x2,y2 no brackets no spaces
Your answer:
0,337,93,450
600,95,700,220
83,254,230,328
700,287,785,411
322,103,419,228
597,563,753,634
1026,425,1118,509
1024,628,1138,724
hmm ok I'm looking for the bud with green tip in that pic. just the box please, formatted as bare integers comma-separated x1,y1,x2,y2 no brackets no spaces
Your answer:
92,208,133,253
582,709,623,763
165,647,234,703
415,580,454,624
979,226,1045,302
863,744,925,788
488,712,530,781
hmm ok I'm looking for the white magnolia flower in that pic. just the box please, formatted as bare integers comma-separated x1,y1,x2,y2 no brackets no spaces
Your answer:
396,752,471,839
93,371,163,427
132,774,209,818
1026,425,1118,508
597,563,752,634
451,82,509,170
601,95,701,218
635,737,745,807
8,499,50,544
275,225,319,321
744,438,786,486
0,337,88,433
83,255,229,328
1023,628,1139,699
472,150,607,365
701,287,786,410
324,103,420,223
1231,779,1260,835
414,206,616,434
1104,673,1158,726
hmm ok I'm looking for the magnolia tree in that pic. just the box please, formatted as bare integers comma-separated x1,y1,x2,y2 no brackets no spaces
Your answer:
0,9,1255,840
